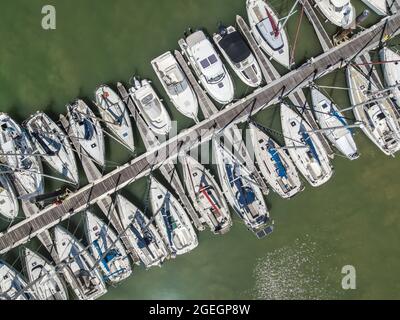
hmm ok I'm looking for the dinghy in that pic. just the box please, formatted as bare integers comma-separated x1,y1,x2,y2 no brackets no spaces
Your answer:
116,195,169,268
0,113,44,197
54,226,107,300
151,51,199,121
249,123,303,199
311,87,359,160
280,103,334,187
95,85,135,151
23,248,68,300
129,78,172,136
213,25,263,87
361,0,388,15
0,260,35,300
0,173,19,220
346,65,400,156
213,139,272,236
150,177,198,256
380,47,400,108
181,155,232,234
179,30,235,104
25,112,79,185
246,0,290,68
85,211,132,284
314,0,355,28
67,100,105,167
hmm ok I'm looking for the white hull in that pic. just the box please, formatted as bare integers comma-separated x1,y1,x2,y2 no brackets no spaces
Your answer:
249,123,303,198
150,177,198,256
95,85,135,151
311,87,359,160
0,260,35,300
0,173,19,219
116,195,169,268
67,100,106,167
281,104,333,187
380,47,400,108
361,0,388,15
151,51,199,121
181,155,232,234
314,0,356,28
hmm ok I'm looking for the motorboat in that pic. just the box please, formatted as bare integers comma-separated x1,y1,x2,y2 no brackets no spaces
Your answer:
380,47,400,107
311,87,359,160
181,155,232,234
361,0,388,15
129,77,172,136
95,85,135,151
346,65,400,156
25,112,79,185
178,30,235,104
249,123,303,199
213,25,263,87
67,100,105,167
23,248,68,300
246,0,290,68
151,51,199,121
0,172,19,220
85,211,132,284
314,0,355,28
150,177,198,256
116,195,169,268
280,103,334,187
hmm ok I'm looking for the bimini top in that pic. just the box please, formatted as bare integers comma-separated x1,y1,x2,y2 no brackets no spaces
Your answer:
219,31,251,64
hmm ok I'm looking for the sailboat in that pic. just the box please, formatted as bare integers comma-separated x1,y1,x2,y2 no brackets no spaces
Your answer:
0,172,19,220
22,248,68,300
116,195,169,268
314,0,355,28
380,47,400,108
246,0,290,68
151,51,199,121
346,65,400,156
85,211,132,284
150,177,198,256
67,100,105,167
280,103,334,187
181,155,232,234
54,226,107,300
311,87,359,160
95,85,135,152
0,260,36,300
249,123,303,199
25,112,79,185
0,113,44,197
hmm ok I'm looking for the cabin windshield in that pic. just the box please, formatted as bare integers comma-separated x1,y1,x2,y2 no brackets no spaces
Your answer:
141,94,162,119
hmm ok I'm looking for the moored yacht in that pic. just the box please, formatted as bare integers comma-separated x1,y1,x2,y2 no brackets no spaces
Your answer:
0,260,36,300
311,87,359,160
151,51,199,121
25,112,79,185
379,47,400,108
67,100,105,167
280,103,334,187
246,0,290,68
361,0,388,15
179,30,235,104
0,172,19,220
314,0,355,28
346,65,400,156
181,155,232,234
213,25,263,87
116,195,169,268
95,85,135,151
129,77,172,136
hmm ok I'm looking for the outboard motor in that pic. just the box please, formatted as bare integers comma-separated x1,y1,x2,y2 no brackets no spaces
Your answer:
356,9,370,26
218,24,228,37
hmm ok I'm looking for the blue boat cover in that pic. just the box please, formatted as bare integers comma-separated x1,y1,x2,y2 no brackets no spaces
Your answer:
300,125,321,165
266,140,287,178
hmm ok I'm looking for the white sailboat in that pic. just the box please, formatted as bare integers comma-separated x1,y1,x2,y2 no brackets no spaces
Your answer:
249,123,303,199
54,226,107,300
346,65,400,156
0,113,44,197
213,25,263,87
379,47,400,108
85,211,132,284
116,195,169,268
129,78,172,136
246,0,290,68
150,177,198,256
311,87,359,160
0,173,19,220
151,51,199,121
0,260,36,300
23,248,68,300
280,103,334,187
25,112,79,185
361,0,388,15
95,85,135,152
181,155,232,234
314,0,356,28
179,30,235,104
67,100,105,167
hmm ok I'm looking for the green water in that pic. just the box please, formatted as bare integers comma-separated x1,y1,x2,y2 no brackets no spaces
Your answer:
1,0,400,299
